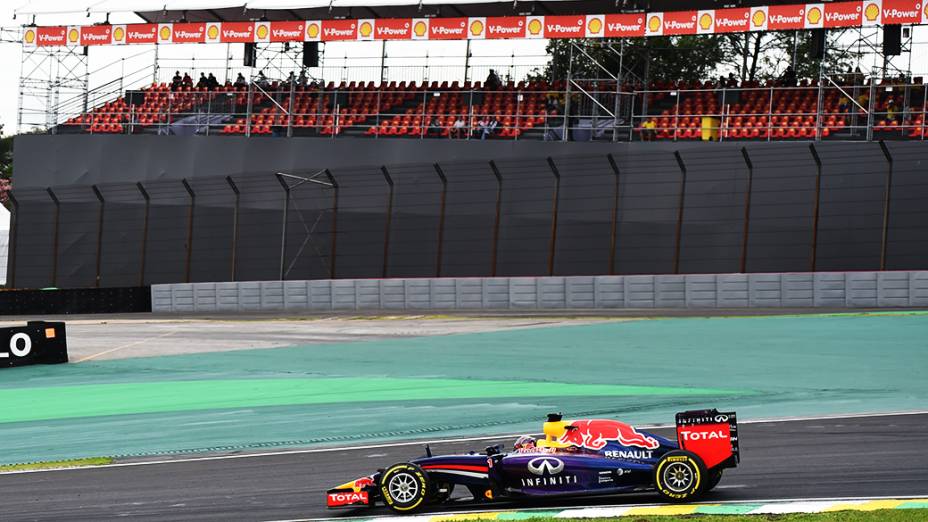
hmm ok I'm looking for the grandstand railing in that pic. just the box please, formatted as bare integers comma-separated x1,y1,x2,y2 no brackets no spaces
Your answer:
54,79,928,142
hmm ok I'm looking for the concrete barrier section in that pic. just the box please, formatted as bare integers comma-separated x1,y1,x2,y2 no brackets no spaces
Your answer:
151,271,928,313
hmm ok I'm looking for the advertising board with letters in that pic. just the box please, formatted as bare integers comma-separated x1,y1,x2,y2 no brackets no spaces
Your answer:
0,321,68,369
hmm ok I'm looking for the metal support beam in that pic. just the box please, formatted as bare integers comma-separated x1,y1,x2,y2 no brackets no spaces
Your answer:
740,147,754,273
489,161,503,277
47,187,60,287
324,169,339,279
275,173,291,281
433,163,448,277
182,179,196,283
878,140,893,270
226,176,240,281
6,192,18,288
546,157,562,276
381,166,395,278
606,153,621,275
672,152,687,275
137,182,150,287
808,144,823,272
92,185,105,288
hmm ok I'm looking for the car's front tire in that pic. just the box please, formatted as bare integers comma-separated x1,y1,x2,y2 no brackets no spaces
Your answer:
380,463,430,513
654,450,707,502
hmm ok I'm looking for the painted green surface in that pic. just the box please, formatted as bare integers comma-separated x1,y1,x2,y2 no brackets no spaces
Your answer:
0,313,925,465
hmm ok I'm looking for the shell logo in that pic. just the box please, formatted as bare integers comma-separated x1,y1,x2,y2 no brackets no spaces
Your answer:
528,18,543,35
806,6,822,24
307,23,319,38
113,26,125,41
587,18,602,34
470,20,484,36
864,2,880,20
699,13,713,30
647,15,661,32
752,10,766,27
68,28,79,43
256,24,268,39
925,4,928,19
207,25,219,39
359,21,373,37
413,21,427,36
24,29,35,44
160,26,171,40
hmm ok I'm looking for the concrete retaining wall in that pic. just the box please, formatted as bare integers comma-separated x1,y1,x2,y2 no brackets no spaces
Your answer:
151,271,928,313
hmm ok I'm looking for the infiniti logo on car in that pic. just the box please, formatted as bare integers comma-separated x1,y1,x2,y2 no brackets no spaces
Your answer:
528,457,564,476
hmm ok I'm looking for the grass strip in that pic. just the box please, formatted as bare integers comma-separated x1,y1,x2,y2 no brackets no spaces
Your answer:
478,510,924,522
0,457,114,472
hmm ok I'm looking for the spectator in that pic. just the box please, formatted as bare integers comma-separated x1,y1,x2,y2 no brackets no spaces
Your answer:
234,73,248,89
298,69,308,88
207,73,219,90
182,73,193,89
475,116,488,138
450,115,466,139
481,115,498,139
196,73,209,89
171,71,183,91
886,99,898,122
429,115,443,137
485,69,502,91
256,71,269,89
640,119,657,141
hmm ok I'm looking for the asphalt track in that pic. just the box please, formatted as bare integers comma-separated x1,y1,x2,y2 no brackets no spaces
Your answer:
3,413,927,522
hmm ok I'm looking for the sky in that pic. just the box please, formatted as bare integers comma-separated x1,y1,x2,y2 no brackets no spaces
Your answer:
1,1,926,136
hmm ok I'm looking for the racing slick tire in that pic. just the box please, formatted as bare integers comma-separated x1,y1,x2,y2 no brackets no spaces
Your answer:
380,463,430,513
654,450,707,502
704,469,723,493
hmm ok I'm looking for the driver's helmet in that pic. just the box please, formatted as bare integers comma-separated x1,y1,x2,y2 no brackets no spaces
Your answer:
514,435,536,451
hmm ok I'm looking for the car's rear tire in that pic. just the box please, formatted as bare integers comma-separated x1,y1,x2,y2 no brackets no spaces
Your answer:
654,450,707,502
380,463,430,513
703,469,723,493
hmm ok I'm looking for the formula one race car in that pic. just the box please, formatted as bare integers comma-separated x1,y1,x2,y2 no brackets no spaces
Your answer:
327,409,739,513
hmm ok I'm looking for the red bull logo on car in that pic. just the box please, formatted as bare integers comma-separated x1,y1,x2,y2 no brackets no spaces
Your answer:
559,419,660,450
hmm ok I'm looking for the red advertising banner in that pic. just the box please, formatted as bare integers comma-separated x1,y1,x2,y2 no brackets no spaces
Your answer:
81,25,112,45
543,15,586,38
269,21,304,42
714,8,751,32
604,14,646,37
881,0,921,23
219,21,254,42
321,19,357,41
486,17,525,39
428,18,467,39
824,1,863,27
172,23,206,43
375,19,412,40
126,24,158,44
767,4,806,29
662,10,698,35
36,26,67,46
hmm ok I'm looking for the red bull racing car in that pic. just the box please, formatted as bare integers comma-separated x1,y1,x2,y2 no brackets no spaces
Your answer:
327,409,739,513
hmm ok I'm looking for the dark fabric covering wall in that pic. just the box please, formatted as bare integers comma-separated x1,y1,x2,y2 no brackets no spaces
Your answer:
8,137,928,289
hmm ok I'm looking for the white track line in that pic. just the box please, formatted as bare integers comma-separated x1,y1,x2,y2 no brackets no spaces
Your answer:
2,410,927,475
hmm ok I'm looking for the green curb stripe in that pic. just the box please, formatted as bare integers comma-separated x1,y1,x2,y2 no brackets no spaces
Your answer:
0,378,747,424
694,504,762,514
898,501,928,509
497,511,563,520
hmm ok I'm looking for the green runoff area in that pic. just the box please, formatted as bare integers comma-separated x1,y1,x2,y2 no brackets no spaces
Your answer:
0,312,926,465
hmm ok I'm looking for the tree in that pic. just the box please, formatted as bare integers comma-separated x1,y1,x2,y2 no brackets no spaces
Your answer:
1,125,13,207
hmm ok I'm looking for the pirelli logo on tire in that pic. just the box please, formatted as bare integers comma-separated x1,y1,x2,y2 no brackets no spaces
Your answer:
0,321,68,368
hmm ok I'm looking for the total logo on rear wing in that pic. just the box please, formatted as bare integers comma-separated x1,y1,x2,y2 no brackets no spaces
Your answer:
675,409,739,469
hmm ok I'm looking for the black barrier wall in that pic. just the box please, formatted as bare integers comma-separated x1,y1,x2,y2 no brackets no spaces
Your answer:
8,139,928,288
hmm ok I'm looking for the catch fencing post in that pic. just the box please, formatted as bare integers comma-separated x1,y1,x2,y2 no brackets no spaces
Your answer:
808,144,822,272
226,176,240,281
878,140,893,270
92,185,105,288
489,160,503,277
672,152,687,275
381,166,395,278
740,147,754,273
433,163,448,277
182,179,196,283
546,157,562,276
275,173,291,281
137,182,150,286
47,187,60,288
606,153,621,275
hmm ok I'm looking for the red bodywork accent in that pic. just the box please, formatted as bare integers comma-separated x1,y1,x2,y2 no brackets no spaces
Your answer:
677,422,733,468
327,490,369,507
422,464,489,472
560,419,660,450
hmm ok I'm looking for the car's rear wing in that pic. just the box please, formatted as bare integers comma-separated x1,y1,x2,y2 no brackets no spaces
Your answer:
675,409,739,470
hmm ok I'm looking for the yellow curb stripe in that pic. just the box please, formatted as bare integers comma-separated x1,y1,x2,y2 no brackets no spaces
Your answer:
625,505,701,515
823,499,907,512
